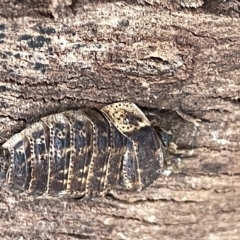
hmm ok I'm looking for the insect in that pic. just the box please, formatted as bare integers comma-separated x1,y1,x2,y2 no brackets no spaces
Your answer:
0,102,179,198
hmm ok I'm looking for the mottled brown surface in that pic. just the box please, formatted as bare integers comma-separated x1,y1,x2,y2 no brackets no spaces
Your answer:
0,0,240,239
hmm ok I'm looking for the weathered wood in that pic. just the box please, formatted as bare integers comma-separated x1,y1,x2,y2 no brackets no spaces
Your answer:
0,0,240,239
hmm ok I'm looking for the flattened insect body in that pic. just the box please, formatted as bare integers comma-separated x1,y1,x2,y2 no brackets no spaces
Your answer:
0,102,174,198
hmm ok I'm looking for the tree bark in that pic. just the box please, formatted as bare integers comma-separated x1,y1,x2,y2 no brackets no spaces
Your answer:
0,0,240,239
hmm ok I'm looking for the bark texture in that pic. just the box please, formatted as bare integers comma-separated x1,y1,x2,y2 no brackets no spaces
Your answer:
0,0,240,239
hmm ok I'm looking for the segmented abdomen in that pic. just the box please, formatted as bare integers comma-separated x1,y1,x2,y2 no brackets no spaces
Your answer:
1,102,164,197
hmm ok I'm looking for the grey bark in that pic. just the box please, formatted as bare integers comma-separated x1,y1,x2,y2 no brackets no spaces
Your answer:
0,0,240,239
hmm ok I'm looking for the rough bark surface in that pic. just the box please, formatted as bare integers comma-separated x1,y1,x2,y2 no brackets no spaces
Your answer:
0,0,240,239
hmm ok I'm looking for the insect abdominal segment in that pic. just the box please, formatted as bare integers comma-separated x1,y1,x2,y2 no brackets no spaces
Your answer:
1,102,168,197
